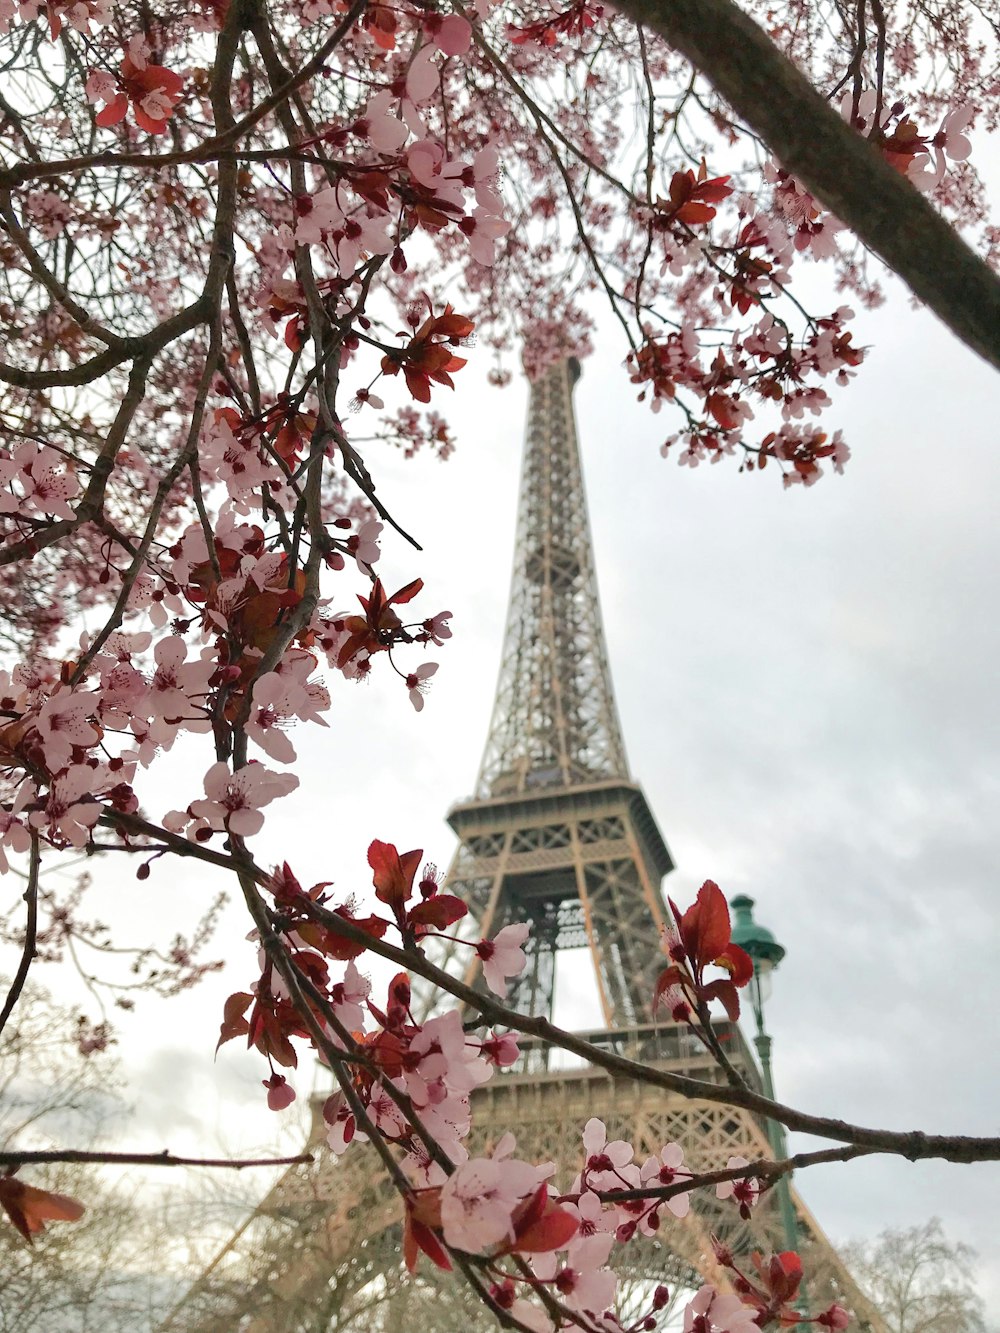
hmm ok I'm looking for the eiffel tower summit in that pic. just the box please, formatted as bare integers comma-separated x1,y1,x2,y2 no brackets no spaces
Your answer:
164,359,885,1333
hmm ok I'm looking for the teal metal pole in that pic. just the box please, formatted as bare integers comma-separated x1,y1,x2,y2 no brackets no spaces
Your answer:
753,1032,800,1251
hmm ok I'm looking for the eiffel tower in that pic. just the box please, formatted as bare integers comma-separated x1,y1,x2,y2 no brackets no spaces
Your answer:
163,360,885,1333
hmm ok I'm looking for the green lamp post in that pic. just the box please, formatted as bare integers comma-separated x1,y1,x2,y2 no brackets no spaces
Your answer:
729,895,802,1267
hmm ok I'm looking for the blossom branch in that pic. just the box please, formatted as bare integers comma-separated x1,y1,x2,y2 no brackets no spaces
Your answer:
615,0,1000,369
600,1143,878,1204
296,896,1000,1165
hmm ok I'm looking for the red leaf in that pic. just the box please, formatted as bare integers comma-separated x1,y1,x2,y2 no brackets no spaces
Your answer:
511,1181,547,1233
216,991,253,1054
707,392,742,431
0,1177,85,1243
702,977,741,1022
407,895,468,929
403,369,432,402
695,174,733,202
718,942,754,987
247,998,299,1068
368,840,421,913
320,908,388,961
681,880,732,964
766,1250,804,1304
676,200,719,224
404,1189,450,1272
389,578,424,606
510,1197,580,1253
95,95,128,128
387,971,411,1023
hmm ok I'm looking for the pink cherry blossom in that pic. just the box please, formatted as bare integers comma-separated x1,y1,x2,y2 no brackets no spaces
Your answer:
363,90,408,153
199,409,284,510
323,1092,356,1155
683,1285,760,1333
581,1117,636,1192
532,1233,617,1314
189,761,299,836
471,145,503,211
475,921,529,996
440,1142,540,1252
329,960,370,1031
716,1155,760,1212
294,185,344,246
405,140,464,203
508,1299,551,1333
97,660,149,725
368,1080,410,1138
716,1154,749,1199
348,518,382,571
405,46,438,103
817,1305,852,1330
421,611,452,645
935,107,973,163
148,637,212,728
264,1074,296,1111
433,14,471,55
0,808,32,873
640,1141,692,1218
406,661,438,711
23,190,73,239
29,766,102,847
408,1010,491,1099
480,1029,519,1067
34,691,99,772
566,1188,615,1239
459,208,512,266
245,672,302,763
911,106,974,190
0,445,79,521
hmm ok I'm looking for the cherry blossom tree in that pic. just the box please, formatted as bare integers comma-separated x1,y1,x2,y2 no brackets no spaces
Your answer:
1,0,1000,1328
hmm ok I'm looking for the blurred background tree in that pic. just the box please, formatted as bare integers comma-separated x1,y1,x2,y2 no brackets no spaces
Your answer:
843,1219,991,1333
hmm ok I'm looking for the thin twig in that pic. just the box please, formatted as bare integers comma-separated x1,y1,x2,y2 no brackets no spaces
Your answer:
0,833,40,1039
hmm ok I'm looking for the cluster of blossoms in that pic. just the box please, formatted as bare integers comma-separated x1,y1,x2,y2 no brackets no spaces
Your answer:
841,92,973,194
624,166,866,485
84,37,184,135
618,85,972,486
217,844,529,1121
0,500,451,867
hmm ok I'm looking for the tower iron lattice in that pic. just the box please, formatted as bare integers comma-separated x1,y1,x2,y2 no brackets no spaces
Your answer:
162,360,885,1333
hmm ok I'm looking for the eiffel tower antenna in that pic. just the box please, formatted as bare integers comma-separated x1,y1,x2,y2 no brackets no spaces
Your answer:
477,356,629,799
163,359,886,1333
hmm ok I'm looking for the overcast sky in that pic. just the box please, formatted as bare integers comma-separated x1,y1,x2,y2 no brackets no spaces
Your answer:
7,264,999,1313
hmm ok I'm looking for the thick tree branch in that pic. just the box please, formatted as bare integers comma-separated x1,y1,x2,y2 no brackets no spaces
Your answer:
601,1143,877,1204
